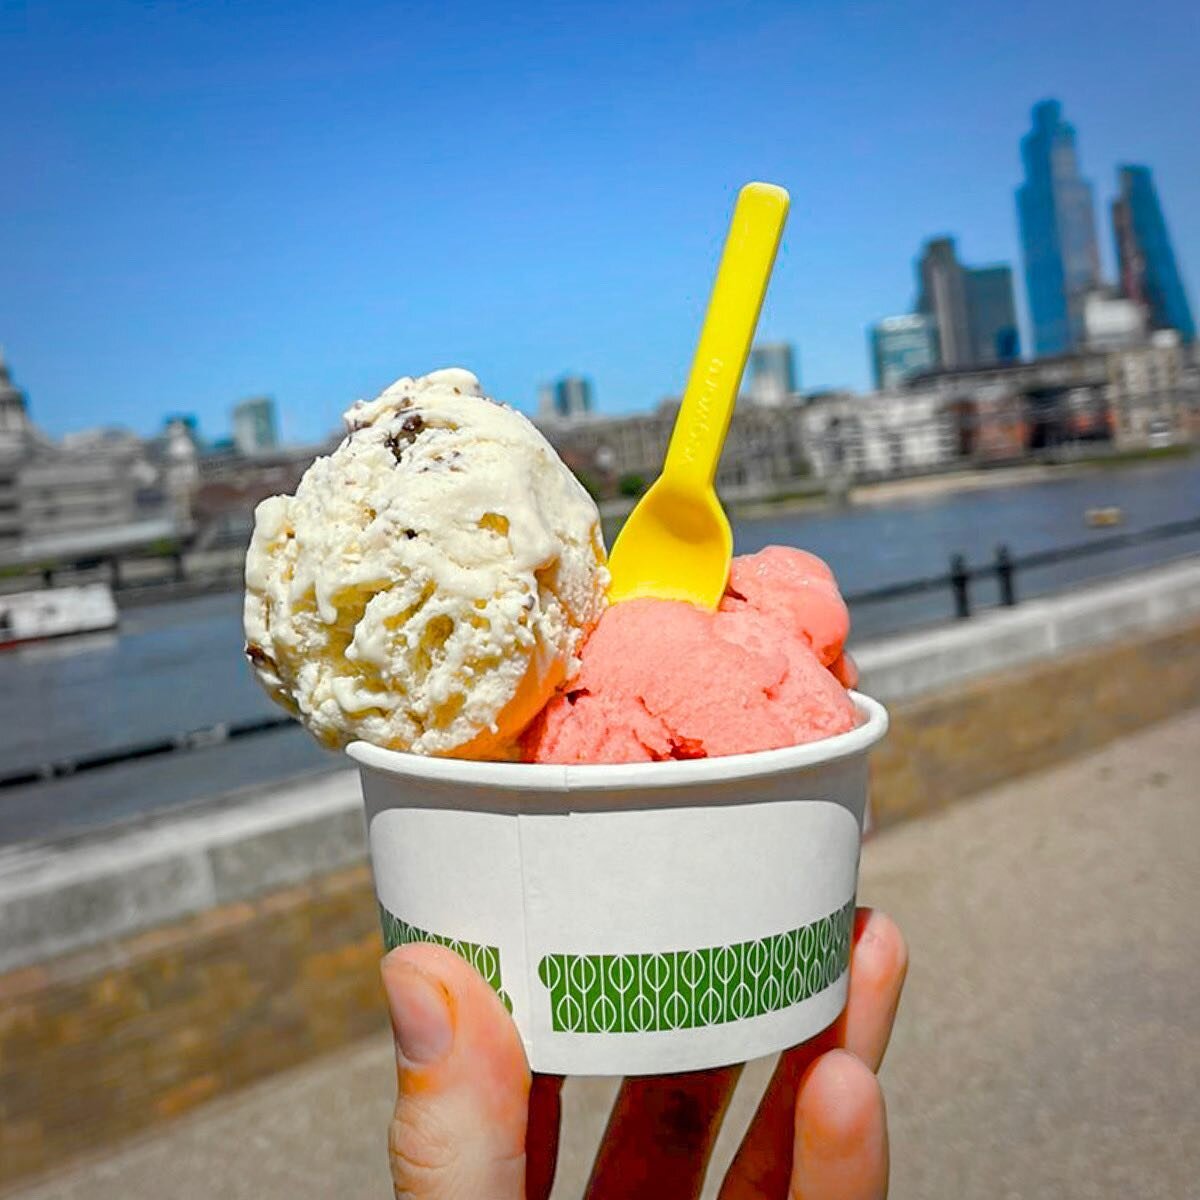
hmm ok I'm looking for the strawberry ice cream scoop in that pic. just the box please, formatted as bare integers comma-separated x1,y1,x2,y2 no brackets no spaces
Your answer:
723,544,858,688
522,546,858,764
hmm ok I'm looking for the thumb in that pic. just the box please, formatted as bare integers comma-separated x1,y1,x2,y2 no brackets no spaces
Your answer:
382,942,530,1200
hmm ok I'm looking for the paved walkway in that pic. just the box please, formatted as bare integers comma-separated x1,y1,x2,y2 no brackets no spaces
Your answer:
11,711,1200,1199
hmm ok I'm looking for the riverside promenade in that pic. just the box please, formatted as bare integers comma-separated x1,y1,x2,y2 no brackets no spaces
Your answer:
10,710,1198,1200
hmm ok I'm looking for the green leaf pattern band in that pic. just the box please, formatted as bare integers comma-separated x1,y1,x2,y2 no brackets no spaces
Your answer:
537,900,855,1033
379,905,513,1013
380,899,854,1034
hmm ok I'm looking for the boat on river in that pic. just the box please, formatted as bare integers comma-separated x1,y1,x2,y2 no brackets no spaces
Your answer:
0,583,119,650
1085,507,1124,528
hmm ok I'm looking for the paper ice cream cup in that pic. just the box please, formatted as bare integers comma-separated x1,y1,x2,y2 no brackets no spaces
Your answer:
349,692,887,1077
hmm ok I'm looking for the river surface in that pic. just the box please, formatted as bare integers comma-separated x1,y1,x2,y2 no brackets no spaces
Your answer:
2,458,1197,844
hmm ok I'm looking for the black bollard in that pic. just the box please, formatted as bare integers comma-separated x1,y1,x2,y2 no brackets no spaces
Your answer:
995,544,1017,607
173,551,186,583
42,566,54,589
111,557,122,589
950,553,971,619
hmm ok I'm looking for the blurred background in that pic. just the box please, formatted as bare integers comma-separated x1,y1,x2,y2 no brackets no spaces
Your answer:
1,2,1197,1197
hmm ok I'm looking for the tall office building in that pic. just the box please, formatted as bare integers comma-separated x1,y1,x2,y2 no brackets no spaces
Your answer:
964,266,1020,363
232,396,279,456
553,375,593,419
916,238,1020,369
746,342,799,405
1112,165,1195,342
1015,99,1101,356
916,238,971,368
869,314,939,389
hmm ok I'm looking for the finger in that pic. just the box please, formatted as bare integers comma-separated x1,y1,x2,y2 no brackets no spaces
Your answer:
382,943,530,1200
790,1051,888,1200
584,1064,743,1200
716,1021,840,1200
526,1074,565,1200
842,910,907,1072
718,909,906,1199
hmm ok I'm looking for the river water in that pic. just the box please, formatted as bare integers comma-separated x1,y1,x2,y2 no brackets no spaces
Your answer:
2,458,1197,844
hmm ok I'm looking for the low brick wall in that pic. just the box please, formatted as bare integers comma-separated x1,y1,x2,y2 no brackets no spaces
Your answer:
0,865,386,1188
3,616,1199,1190
872,616,1200,826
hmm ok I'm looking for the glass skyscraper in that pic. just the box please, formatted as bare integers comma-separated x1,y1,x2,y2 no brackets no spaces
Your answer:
747,342,799,405
1016,100,1101,356
553,375,593,418
869,314,939,390
232,396,279,455
1112,165,1195,343
964,266,1021,363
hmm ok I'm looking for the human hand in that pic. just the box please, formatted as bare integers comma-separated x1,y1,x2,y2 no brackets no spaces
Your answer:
381,907,907,1199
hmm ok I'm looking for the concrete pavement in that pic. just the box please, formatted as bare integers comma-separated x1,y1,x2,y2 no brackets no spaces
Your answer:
9,710,1199,1199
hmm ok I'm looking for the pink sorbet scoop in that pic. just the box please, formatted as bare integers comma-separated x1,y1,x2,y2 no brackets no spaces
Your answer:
522,546,859,764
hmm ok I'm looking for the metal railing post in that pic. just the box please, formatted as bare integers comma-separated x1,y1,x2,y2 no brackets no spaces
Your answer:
950,554,971,619
995,544,1017,607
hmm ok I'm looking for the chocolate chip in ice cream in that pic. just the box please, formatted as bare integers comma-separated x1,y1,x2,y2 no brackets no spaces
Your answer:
245,643,277,672
385,413,426,462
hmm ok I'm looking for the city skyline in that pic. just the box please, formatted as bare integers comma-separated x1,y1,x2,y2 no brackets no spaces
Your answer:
3,0,1198,441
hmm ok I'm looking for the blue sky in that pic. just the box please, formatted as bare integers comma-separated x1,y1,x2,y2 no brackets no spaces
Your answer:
3,0,1198,443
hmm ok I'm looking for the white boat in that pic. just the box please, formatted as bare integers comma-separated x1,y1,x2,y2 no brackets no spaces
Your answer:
0,583,119,649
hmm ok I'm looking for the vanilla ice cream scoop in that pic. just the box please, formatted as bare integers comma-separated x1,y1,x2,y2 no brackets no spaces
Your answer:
243,368,608,757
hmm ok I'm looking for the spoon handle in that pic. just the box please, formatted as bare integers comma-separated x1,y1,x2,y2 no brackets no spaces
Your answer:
662,182,790,493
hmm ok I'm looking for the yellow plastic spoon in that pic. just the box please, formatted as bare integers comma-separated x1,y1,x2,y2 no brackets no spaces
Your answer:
607,181,790,609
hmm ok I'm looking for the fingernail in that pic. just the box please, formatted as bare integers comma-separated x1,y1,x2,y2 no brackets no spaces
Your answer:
857,907,891,948
386,960,454,1065
857,908,882,945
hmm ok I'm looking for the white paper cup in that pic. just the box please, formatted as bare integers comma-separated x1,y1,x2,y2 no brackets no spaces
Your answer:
350,692,887,1076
